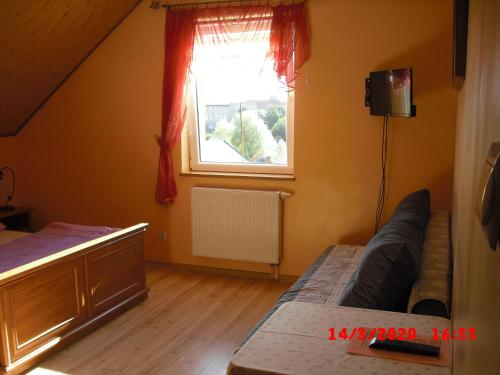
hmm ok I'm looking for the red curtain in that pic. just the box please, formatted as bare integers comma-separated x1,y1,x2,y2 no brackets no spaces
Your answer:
270,3,311,88
156,9,196,204
156,3,310,204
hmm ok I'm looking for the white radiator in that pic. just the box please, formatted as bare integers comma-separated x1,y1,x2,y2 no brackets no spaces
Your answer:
191,187,284,264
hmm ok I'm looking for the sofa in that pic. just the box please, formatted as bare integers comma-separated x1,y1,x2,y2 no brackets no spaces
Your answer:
240,190,452,346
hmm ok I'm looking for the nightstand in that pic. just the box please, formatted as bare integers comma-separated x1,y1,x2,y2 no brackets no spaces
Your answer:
0,207,32,232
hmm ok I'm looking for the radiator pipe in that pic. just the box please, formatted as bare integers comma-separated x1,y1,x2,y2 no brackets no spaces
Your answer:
279,191,292,199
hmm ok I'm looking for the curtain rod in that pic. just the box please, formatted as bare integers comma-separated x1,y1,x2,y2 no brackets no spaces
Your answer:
150,0,302,10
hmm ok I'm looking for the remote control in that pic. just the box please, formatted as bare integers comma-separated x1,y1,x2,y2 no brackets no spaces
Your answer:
368,337,440,357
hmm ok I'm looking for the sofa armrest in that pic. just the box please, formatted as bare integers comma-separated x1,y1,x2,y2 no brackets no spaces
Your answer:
408,210,452,317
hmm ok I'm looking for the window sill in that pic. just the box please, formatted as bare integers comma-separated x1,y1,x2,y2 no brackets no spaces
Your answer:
180,171,295,181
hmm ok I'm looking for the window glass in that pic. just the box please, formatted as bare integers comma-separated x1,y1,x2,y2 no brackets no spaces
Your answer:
190,27,291,171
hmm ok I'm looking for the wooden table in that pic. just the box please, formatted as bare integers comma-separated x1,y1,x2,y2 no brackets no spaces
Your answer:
228,301,452,375
0,207,32,231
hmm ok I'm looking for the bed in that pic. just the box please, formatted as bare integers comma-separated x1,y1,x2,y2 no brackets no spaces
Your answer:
0,222,148,375
0,230,29,245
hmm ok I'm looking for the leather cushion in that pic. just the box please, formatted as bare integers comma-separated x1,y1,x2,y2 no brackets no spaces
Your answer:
339,189,431,311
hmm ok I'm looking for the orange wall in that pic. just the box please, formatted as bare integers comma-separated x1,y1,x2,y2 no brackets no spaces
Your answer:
0,138,17,169
0,138,18,203
6,0,456,276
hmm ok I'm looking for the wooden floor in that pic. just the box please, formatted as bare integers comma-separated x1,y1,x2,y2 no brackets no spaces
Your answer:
27,266,291,375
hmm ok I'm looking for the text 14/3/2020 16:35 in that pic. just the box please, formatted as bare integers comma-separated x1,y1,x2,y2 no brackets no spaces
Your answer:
328,327,477,341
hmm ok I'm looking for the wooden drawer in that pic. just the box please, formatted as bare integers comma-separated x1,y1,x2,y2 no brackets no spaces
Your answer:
86,235,145,317
1,258,88,363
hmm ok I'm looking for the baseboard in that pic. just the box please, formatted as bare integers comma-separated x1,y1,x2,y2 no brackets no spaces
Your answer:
146,261,298,283
277,274,299,283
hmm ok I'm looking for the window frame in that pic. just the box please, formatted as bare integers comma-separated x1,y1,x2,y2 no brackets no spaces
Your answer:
187,86,295,176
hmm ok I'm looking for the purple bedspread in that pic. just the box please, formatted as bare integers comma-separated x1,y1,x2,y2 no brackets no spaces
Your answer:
0,222,119,274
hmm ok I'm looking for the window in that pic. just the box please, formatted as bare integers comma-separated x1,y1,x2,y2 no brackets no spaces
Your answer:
187,19,294,175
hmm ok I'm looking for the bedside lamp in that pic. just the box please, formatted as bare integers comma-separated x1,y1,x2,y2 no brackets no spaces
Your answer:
0,166,15,211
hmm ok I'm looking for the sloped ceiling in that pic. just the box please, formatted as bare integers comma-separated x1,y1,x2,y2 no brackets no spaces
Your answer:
0,0,141,136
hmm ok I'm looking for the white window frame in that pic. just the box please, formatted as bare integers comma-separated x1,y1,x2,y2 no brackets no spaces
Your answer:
187,89,294,176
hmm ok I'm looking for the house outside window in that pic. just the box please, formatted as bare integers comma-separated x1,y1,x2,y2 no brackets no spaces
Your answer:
187,20,294,175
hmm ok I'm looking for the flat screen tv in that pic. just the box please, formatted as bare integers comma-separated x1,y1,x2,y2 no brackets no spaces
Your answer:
365,68,416,117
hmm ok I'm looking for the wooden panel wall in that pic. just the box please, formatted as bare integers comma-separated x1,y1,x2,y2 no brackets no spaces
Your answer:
452,0,500,373
0,0,140,136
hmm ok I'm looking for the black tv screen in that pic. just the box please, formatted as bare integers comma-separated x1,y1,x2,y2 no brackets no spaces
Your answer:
368,68,415,117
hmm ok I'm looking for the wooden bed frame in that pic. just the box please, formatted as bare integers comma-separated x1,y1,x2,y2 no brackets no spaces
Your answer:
0,223,148,375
